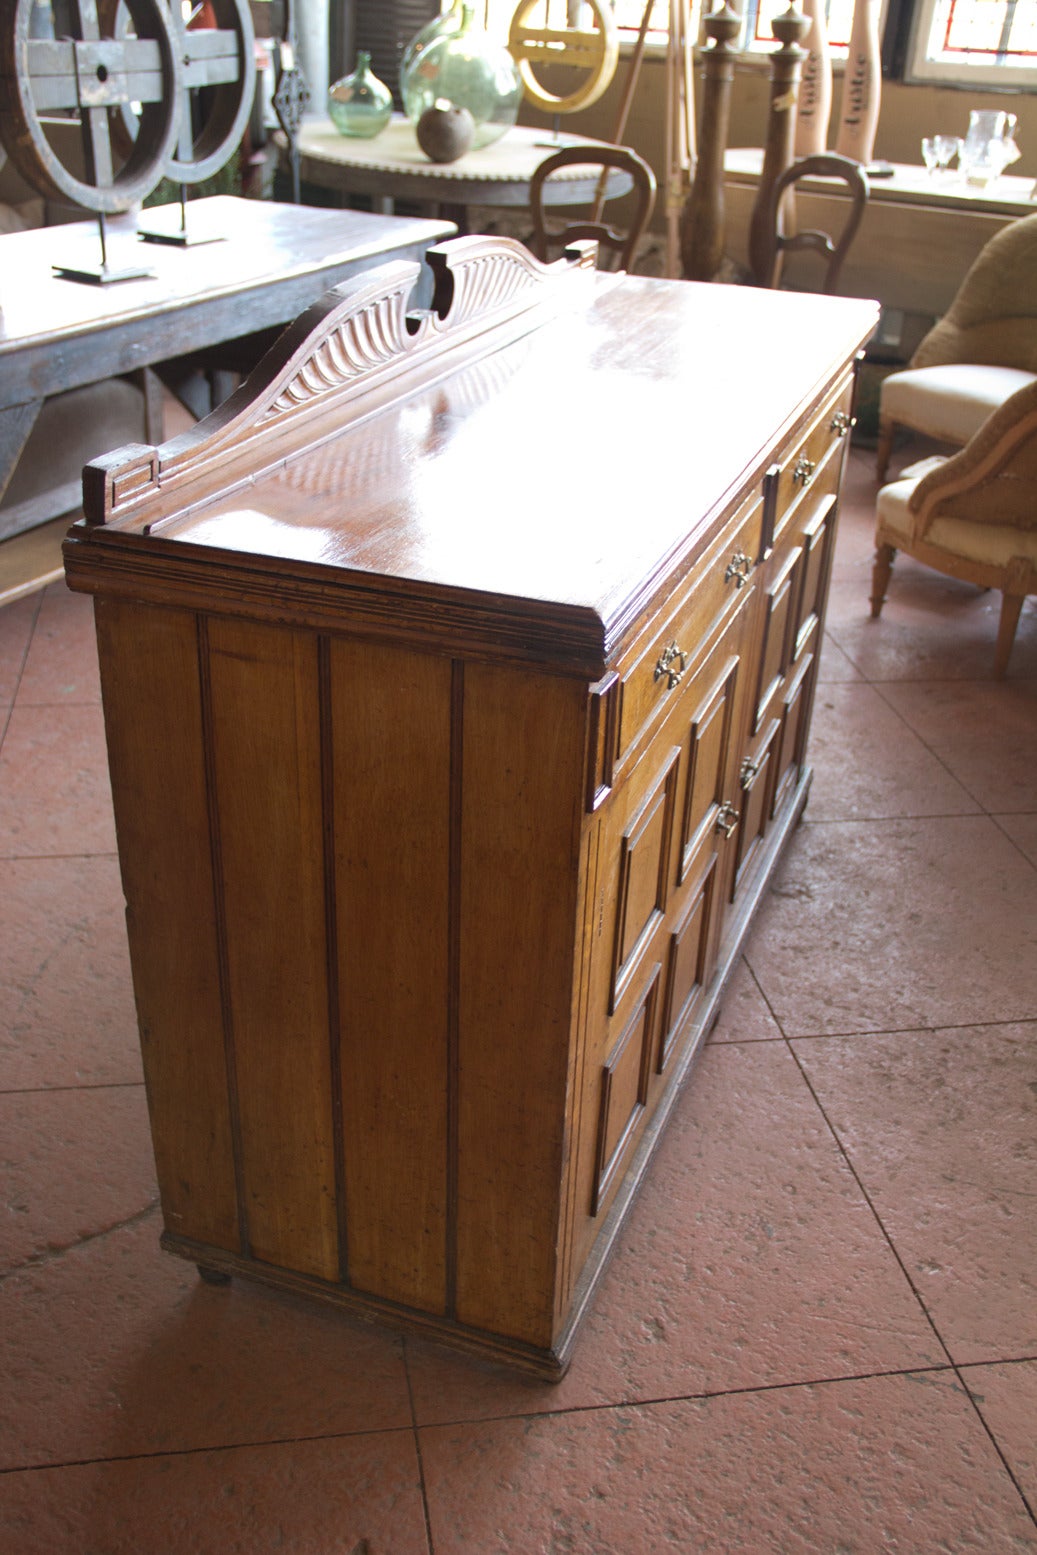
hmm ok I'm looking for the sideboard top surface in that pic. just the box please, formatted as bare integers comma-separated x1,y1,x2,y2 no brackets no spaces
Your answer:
66,243,877,669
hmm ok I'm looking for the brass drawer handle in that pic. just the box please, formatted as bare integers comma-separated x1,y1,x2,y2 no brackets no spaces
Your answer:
829,410,853,438
724,551,752,588
740,756,759,788
654,640,687,690
793,456,815,487
715,801,738,838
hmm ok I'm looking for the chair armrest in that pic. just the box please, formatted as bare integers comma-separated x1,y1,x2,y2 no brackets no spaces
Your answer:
908,378,1037,533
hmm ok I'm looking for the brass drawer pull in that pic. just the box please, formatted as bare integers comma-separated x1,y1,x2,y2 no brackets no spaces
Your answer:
715,801,738,838
724,551,752,588
829,410,853,438
793,456,815,487
740,756,759,788
654,640,687,690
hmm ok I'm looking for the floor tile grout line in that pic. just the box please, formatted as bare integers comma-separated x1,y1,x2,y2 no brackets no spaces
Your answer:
0,1079,147,1099
779,1032,1037,1530
868,675,1037,821
401,1361,990,1437
741,966,966,1375
0,1421,423,1479
403,1341,438,1555
0,850,121,863
0,590,45,754
0,1200,160,1285
776,1026,1037,1531
802,809,1005,827
989,812,1037,875
0,1360,985,1481
730,959,1032,1048
958,1371,1037,1527
760,1016,1037,1042
780,1034,959,1365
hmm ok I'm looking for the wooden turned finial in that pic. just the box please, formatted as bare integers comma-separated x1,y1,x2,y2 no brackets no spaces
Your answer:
704,0,743,49
680,2,743,282
749,2,809,284
771,0,810,49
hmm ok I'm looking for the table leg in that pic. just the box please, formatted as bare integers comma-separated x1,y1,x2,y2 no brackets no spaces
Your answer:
0,399,44,509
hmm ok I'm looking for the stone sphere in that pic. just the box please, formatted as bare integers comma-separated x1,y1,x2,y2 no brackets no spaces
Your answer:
416,101,476,164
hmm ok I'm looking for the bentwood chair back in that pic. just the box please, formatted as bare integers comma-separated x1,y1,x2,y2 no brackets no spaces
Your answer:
528,144,657,273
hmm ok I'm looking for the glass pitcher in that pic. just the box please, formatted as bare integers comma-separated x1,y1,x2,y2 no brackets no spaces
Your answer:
961,110,1021,185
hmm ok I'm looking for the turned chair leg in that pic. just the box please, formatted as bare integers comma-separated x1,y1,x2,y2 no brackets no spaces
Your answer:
876,415,896,483
993,591,1025,678
870,543,896,617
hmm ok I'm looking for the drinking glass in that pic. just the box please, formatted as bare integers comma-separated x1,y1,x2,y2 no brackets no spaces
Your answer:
921,134,961,177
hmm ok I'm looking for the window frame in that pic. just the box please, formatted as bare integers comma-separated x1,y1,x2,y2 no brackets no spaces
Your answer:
901,0,1037,87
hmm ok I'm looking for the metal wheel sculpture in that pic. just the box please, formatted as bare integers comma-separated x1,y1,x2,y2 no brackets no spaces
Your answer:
109,0,256,186
0,0,182,212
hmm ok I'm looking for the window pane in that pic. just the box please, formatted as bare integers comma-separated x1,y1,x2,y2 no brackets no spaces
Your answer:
922,0,1037,68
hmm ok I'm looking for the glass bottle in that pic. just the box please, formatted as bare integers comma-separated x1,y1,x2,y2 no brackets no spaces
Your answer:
400,2,466,87
328,51,393,139
400,3,522,151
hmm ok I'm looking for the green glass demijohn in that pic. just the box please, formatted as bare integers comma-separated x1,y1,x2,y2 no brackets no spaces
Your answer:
400,4,521,151
328,50,393,138
400,1,466,86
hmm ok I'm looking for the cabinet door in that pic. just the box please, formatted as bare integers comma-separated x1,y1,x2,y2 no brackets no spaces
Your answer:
578,605,752,1241
733,465,843,898
770,491,837,817
659,621,746,1072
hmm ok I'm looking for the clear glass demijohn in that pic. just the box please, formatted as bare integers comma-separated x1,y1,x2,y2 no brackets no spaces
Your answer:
400,3,522,150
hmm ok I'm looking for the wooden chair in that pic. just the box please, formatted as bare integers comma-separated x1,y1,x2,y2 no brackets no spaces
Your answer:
870,378,1037,677
528,144,656,273
752,153,869,294
875,212,1037,482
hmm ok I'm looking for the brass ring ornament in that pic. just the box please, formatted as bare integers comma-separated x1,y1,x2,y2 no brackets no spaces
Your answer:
724,550,752,588
654,640,687,690
715,801,738,838
107,0,256,186
0,0,182,213
793,455,816,487
507,0,619,115
829,410,853,437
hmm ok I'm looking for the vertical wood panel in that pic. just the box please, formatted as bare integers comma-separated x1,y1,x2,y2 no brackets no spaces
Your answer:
95,599,239,1251
455,664,588,1347
330,638,451,1312
206,617,338,1281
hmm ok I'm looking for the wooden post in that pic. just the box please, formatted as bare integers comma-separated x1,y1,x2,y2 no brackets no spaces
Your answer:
748,0,807,286
680,1,741,282
663,0,700,278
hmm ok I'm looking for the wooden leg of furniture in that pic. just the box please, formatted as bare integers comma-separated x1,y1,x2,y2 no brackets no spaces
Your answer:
870,543,896,616
994,590,1025,678
197,1265,232,1286
876,414,895,482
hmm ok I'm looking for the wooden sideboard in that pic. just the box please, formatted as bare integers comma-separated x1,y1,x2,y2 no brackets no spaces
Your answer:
64,239,878,1377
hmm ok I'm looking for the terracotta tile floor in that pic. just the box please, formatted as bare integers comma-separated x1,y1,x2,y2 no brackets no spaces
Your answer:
1,443,1035,1553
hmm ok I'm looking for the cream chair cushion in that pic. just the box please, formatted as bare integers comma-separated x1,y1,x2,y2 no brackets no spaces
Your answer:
881,364,1037,446
877,473,1037,569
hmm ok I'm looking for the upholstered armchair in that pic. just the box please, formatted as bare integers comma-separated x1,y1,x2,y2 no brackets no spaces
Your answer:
875,213,1037,483
871,378,1037,677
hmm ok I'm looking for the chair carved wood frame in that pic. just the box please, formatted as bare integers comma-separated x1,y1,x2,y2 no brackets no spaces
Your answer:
871,378,1037,677
528,144,657,273
754,153,869,294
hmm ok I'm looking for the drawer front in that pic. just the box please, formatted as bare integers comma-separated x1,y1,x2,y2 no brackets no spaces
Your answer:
768,376,855,550
616,492,763,767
